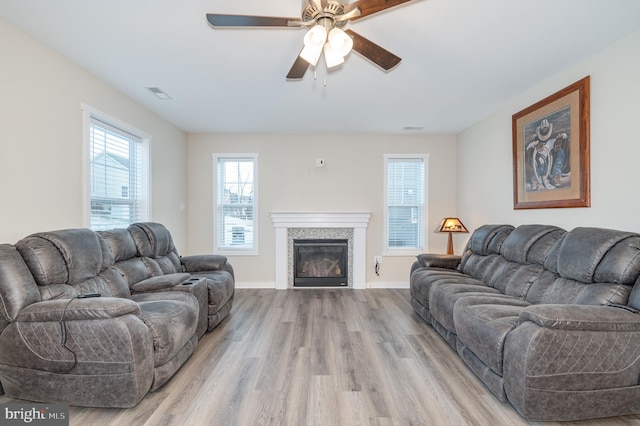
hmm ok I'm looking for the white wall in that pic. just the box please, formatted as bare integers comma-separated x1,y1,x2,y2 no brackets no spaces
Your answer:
457,27,640,236
187,134,457,287
0,18,189,249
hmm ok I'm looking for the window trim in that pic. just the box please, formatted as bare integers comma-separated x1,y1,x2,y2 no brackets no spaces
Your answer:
383,153,429,256
213,153,259,256
82,103,152,229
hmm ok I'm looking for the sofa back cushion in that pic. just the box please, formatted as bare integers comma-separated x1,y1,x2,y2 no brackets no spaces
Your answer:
128,222,182,274
459,225,514,280
500,225,566,265
99,229,137,262
0,244,40,325
555,227,640,284
467,224,514,256
478,225,565,298
537,227,640,306
128,222,172,257
16,229,120,299
99,228,155,289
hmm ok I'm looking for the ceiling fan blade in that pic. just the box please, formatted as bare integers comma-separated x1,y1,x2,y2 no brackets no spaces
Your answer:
335,7,361,22
206,14,302,27
345,0,412,21
286,53,310,80
308,0,323,10
344,30,401,70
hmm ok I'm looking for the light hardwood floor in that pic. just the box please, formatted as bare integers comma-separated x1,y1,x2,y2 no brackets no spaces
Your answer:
3,289,640,425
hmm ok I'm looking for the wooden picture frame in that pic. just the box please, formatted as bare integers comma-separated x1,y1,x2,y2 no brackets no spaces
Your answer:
512,76,590,209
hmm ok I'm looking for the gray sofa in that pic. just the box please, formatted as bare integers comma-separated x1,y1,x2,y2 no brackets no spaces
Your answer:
410,224,640,421
0,222,234,407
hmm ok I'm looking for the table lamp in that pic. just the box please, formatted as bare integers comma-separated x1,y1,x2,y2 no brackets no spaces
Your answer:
435,217,469,255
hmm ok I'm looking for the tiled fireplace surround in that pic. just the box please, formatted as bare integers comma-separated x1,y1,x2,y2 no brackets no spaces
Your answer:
271,212,371,289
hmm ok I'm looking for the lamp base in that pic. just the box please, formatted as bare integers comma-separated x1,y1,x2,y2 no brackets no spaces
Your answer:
446,232,454,255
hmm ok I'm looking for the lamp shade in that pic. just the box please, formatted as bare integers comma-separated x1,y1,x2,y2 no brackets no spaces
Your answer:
434,218,468,233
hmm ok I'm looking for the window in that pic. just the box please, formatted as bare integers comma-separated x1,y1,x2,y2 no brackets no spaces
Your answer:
384,154,429,254
214,154,258,254
83,105,150,231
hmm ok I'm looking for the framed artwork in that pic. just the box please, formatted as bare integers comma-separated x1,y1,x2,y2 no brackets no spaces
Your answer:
512,76,590,209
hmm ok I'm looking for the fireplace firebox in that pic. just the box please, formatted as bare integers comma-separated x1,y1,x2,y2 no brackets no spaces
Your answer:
293,239,348,287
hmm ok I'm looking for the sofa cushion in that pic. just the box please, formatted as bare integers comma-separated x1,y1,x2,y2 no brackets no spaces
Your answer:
97,267,131,298
500,225,566,265
111,258,153,288
16,229,118,299
468,224,514,256
20,229,105,285
129,222,173,258
181,254,229,271
17,232,79,286
459,225,513,280
495,263,548,299
190,270,235,312
410,268,467,311
454,295,530,375
130,292,198,366
0,245,40,322
99,229,138,262
429,283,502,334
129,222,182,274
555,227,640,284
459,254,505,283
540,278,632,305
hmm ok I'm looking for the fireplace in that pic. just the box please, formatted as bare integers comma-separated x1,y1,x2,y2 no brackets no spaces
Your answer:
271,212,370,289
293,239,348,287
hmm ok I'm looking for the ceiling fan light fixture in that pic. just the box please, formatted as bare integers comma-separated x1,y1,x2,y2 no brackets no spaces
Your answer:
300,44,323,66
324,43,345,68
324,28,353,68
327,28,353,56
300,25,327,65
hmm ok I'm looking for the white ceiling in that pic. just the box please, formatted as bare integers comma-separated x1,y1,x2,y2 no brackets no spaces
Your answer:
2,0,640,134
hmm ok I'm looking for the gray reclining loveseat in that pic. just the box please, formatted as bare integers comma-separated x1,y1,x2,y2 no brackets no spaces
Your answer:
411,224,640,421
0,222,234,407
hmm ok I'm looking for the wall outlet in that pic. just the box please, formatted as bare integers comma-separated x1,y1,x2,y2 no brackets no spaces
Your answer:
375,256,383,264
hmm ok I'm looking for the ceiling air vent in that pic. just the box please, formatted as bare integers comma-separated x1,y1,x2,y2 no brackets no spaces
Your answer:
145,87,172,100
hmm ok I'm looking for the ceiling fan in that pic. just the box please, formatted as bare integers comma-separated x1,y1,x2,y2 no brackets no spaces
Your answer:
206,0,413,80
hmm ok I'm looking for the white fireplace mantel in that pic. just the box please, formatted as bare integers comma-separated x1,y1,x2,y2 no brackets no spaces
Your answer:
270,212,371,290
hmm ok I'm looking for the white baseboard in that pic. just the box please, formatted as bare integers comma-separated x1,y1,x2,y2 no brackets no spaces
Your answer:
235,281,276,289
367,281,409,289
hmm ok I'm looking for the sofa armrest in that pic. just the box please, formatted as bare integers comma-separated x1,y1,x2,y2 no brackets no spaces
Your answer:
130,272,191,293
519,304,640,332
505,303,640,420
1,297,150,376
16,297,141,322
181,254,228,272
415,254,461,270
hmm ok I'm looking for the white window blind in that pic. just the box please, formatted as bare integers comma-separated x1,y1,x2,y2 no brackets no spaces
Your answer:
384,155,428,253
214,154,258,254
88,116,149,230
